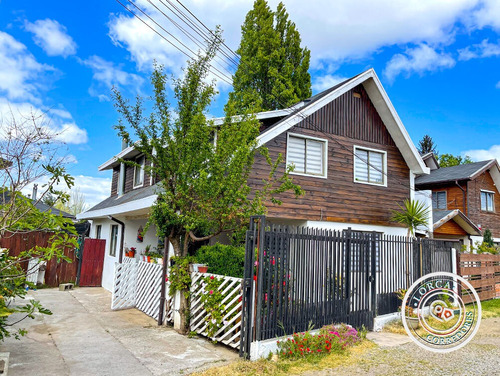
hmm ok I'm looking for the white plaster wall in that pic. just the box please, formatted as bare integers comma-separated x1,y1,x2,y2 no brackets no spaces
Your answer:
89,218,169,292
90,218,118,291
414,189,433,236
305,220,407,236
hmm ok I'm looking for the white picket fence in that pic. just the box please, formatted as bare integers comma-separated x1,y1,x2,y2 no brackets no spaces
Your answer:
111,260,166,322
190,272,243,349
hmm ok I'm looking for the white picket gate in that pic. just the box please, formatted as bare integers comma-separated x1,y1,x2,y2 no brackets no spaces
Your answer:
190,272,243,349
26,258,40,285
111,260,166,322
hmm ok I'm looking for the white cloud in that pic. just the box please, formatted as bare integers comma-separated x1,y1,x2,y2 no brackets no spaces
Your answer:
312,75,349,92
24,19,77,57
81,55,144,101
0,31,53,102
0,99,88,145
463,145,500,162
458,39,500,60
21,174,112,209
72,175,112,207
384,44,455,82
472,0,500,31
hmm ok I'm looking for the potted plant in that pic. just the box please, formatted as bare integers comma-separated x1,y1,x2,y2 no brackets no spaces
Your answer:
198,265,208,273
130,247,136,258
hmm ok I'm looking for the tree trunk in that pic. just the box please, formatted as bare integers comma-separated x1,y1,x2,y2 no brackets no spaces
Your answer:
168,233,191,335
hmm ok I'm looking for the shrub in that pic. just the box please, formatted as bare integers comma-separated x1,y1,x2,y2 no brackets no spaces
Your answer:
195,243,245,278
276,323,363,360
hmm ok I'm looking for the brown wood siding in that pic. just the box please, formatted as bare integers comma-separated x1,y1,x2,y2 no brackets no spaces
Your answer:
109,158,153,196
434,220,468,236
467,171,500,237
111,167,119,196
425,184,467,213
295,85,396,146
249,125,410,226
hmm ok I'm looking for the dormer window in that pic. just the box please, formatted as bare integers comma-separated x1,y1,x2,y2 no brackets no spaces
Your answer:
133,155,145,188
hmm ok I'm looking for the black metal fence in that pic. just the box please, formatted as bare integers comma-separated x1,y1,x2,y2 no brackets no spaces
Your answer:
239,217,455,357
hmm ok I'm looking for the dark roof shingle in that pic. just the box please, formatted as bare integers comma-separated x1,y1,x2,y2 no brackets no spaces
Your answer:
415,160,494,185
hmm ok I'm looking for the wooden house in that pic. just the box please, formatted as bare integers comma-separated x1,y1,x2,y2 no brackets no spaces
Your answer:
415,157,500,249
77,68,429,291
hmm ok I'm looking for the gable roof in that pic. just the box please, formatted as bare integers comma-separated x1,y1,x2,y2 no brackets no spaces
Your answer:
415,160,498,186
256,69,429,175
433,209,481,236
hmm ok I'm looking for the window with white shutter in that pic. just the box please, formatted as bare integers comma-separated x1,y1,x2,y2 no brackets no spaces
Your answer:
287,134,327,177
354,146,387,186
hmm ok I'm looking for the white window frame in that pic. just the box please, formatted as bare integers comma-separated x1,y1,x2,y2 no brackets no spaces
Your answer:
480,190,495,212
109,224,119,257
353,145,387,187
286,133,328,179
432,191,447,210
133,155,145,189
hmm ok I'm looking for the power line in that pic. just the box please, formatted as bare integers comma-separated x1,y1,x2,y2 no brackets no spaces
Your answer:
115,0,233,85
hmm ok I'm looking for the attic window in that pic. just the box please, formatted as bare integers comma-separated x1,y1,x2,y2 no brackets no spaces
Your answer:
481,190,494,212
133,155,145,188
353,92,361,98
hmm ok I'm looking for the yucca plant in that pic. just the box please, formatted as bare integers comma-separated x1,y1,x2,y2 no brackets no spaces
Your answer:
392,199,430,237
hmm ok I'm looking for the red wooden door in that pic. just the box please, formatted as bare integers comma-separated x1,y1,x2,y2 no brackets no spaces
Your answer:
79,238,106,287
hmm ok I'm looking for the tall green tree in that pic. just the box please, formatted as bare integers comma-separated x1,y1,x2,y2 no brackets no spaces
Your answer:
418,134,437,155
227,0,311,112
113,30,302,333
438,153,473,168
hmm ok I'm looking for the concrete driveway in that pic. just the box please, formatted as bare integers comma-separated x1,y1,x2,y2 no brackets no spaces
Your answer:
0,288,238,376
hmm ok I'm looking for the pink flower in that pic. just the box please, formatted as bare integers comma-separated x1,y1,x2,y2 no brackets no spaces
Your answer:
209,290,213,295
254,261,259,266
210,275,214,280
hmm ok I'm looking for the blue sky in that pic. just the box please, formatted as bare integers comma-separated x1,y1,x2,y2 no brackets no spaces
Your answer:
1,0,499,207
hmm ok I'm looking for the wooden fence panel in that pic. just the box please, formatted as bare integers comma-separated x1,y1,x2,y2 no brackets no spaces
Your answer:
458,253,500,303
80,239,106,287
0,231,78,287
190,272,243,349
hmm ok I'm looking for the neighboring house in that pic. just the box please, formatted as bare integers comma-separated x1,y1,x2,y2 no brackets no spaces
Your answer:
415,157,500,248
77,68,430,291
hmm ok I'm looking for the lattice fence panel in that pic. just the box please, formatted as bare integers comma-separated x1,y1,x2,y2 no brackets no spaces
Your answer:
190,272,243,349
111,261,138,310
123,257,137,264
165,279,175,324
136,261,165,322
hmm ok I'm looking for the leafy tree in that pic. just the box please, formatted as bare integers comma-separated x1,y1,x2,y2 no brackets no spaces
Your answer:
113,30,303,333
227,0,311,112
483,229,494,248
42,193,57,207
438,153,473,168
55,187,87,215
418,135,437,155
0,108,78,341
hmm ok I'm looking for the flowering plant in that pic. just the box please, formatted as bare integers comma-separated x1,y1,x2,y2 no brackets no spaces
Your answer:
277,323,363,359
199,275,224,339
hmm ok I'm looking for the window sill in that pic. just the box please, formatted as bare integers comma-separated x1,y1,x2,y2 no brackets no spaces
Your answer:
354,179,387,187
290,171,328,179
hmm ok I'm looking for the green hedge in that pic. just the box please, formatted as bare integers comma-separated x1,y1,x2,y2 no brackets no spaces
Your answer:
194,243,245,278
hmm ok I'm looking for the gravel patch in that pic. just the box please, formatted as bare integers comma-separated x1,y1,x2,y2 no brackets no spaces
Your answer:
303,318,500,376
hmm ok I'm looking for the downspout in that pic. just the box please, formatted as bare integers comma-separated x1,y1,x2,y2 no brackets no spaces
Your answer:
118,139,127,196
455,180,466,215
108,216,125,263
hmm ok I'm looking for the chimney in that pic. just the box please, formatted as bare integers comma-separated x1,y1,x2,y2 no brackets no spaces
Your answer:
32,184,38,201
121,138,127,150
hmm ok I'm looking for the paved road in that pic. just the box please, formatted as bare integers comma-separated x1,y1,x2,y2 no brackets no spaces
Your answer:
0,288,237,376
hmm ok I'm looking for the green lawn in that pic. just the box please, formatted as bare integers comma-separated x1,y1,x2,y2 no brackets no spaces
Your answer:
479,298,500,318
